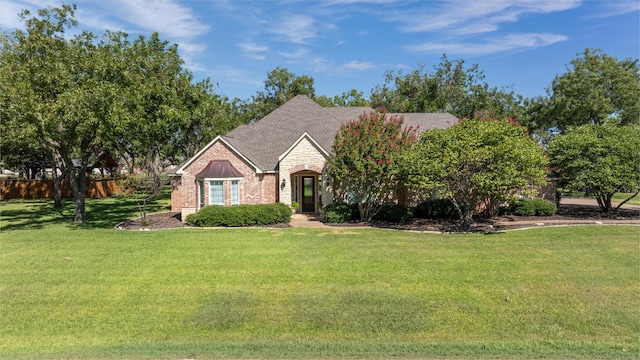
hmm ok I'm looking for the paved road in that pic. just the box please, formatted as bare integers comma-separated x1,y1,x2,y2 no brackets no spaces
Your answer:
560,196,640,210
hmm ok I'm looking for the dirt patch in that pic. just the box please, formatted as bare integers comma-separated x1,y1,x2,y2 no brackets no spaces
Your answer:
116,204,639,232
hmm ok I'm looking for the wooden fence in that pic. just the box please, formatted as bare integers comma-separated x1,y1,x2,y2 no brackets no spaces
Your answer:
0,179,122,200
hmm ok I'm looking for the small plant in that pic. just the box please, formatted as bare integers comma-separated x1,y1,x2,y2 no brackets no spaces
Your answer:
501,198,557,217
291,201,300,213
323,203,358,223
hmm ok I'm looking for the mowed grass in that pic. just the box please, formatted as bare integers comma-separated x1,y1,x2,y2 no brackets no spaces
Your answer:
1,199,639,359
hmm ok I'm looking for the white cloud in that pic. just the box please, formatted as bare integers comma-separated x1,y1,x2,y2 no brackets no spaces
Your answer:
278,47,309,60
407,33,568,56
590,0,639,17
269,14,316,44
339,60,375,71
239,42,269,60
396,0,581,35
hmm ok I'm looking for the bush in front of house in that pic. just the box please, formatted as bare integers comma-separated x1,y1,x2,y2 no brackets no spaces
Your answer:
413,199,459,219
186,203,292,227
323,203,359,223
501,198,557,217
372,204,414,223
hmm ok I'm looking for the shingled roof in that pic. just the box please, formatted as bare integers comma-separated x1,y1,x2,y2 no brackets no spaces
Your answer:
221,95,458,172
182,95,457,174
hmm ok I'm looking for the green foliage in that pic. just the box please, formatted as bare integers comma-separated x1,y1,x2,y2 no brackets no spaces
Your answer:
502,198,557,217
548,124,640,212
525,49,640,133
327,109,417,221
186,203,291,227
291,201,300,210
314,89,370,107
322,203,358,223
237,67,315,123
370,55,524,118
414,199,459,219
372,205,414,223
403,114,548,229
0,4,230,223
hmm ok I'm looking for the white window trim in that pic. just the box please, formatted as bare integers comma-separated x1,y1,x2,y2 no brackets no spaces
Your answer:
201,177,243,206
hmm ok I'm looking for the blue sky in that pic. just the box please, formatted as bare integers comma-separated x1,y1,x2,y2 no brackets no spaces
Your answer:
2,0,638,101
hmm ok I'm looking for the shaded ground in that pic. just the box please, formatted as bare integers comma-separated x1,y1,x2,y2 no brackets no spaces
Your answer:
116,198,639,232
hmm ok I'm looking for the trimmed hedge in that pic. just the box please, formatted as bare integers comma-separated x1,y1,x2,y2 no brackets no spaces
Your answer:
501,198,557,217
186,203,292,227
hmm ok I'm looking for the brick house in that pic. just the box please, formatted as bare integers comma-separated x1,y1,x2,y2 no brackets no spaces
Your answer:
171,95,456,220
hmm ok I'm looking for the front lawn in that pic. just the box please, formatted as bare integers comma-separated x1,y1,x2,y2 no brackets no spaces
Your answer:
1,199,638,359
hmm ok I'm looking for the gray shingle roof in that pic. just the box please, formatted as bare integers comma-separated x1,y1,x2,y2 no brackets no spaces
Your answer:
222,95,457,172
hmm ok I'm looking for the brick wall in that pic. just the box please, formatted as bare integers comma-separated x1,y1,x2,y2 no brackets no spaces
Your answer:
173,140,278,220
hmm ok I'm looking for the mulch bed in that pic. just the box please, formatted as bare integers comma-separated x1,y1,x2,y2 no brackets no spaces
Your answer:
116,204,639,232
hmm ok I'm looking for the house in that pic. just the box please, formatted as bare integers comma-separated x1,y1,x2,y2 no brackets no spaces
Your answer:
171,95,457,220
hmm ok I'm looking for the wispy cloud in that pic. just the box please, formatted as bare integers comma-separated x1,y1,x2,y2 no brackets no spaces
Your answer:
239,41,269,60
407,33,568,56
269,14,316,44
90,0,209,40
590,0,639,18
396,0,581,35
339,60,375,71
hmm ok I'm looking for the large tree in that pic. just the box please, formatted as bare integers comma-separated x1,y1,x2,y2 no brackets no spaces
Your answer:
238,67,315,123
548,124,640,213
0,5,129,222
525,49,640,133
327,109,417,221
403,114,547,230
1,5,227,223
370,55,524,119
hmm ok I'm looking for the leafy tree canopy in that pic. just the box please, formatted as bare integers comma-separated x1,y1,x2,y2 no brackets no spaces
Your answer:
402,114,547,229
237,67,315,123
548,124,640,212
370,55,524,119
525,49,640,133
327,109,417,221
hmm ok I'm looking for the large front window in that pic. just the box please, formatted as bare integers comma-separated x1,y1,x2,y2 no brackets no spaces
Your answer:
210,181,224,205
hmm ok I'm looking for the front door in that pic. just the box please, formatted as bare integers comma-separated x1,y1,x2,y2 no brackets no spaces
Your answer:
301,176,316,213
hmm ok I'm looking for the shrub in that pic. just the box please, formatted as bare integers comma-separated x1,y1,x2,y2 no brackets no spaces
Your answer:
186,203,292,227
372,205,414,223
531,198,557,216
414,199,458,219
323,203,358,223
501,198,557,217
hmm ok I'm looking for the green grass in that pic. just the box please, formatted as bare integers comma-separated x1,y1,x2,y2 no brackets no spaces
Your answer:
1,197,639,359
611,192,640,206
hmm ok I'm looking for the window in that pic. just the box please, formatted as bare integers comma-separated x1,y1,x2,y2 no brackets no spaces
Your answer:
209,181,223,205
231,180,239,205
199,181,205,208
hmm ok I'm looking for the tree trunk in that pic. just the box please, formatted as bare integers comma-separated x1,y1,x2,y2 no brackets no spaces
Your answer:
616,191,639,210
61,152,88,224
50,155,63,209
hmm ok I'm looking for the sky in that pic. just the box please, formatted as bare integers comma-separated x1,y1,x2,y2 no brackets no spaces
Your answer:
1,0,638,101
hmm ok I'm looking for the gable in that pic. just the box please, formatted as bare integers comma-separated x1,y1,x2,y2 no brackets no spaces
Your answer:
175,136,262,175
179,95,458,175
